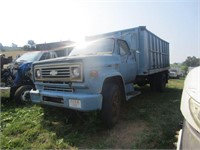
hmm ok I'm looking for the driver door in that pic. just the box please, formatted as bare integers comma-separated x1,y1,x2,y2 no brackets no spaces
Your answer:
118,39,137,83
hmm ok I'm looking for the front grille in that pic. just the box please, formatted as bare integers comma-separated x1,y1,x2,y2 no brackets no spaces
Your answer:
44,86,74,92
34,63,82,82
41,67,70,78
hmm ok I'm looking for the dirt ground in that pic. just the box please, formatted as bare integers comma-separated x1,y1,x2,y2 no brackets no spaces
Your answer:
79,119,147,149
105,120,147,148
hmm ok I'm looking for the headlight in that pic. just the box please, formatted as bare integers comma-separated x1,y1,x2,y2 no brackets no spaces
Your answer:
189,97,200,128
35,69,41,78
71,67,80,78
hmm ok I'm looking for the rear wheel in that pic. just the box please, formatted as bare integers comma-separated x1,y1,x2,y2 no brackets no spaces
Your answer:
137,82,146,87
101,83,122,128
156,73,166,92
14,85,33,104
150,75,156,91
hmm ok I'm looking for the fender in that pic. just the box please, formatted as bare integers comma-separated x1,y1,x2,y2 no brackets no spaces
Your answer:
86,67,126,94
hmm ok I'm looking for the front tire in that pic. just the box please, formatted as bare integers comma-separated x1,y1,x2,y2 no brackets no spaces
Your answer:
101,83,122,129
14,85,33,104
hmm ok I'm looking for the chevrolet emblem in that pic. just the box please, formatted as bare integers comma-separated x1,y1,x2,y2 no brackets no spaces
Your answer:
50,70,58,76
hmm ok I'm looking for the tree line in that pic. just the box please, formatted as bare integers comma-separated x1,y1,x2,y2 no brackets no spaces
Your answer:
171,56,200,73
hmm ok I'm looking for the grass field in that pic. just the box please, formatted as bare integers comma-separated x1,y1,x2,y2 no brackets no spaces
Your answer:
0,79,184,149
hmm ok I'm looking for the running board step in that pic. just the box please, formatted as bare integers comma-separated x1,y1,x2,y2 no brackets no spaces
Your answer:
126,91,141,101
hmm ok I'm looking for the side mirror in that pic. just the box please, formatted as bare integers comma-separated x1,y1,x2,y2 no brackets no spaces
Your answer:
130,50,140,59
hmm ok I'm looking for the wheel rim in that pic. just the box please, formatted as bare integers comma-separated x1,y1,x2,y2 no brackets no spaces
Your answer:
112,90,121,123
21,90,30,102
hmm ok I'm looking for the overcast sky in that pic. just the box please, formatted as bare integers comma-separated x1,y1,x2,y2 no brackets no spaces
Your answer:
0,0,199,63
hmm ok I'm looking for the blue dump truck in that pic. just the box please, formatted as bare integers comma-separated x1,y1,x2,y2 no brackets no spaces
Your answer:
30,26,169,128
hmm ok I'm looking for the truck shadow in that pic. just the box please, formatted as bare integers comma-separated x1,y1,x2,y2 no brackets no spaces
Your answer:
40,105,105,144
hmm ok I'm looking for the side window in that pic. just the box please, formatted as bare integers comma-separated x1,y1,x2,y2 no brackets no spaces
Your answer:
51,52,57,58
53,53,57,58
117,40,130,56
40,52,51,60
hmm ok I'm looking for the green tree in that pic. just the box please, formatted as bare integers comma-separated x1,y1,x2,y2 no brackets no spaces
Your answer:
170,63,181,68
183,56,200,67
23,45,30,51
27,40,36,50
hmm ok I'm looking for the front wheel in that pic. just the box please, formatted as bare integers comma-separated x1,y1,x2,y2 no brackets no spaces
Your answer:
14,85,33,104
101,83,122,129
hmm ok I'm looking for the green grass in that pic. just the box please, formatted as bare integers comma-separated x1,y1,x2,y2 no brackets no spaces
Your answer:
130,79,184,148
0,79,184,149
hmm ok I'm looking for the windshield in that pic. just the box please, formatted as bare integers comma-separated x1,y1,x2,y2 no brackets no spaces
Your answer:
69,38,114,56
16,51,41,62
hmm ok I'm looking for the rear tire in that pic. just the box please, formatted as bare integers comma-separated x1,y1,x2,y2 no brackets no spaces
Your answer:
101,83,122,129
156,73,166,92
137,82,146,87
14,85,33,104
150,75,156,91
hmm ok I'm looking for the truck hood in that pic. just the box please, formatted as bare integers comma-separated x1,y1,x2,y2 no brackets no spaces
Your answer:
32,54,120,66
